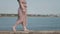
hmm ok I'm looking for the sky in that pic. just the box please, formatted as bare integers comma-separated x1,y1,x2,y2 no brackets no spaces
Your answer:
0,0,60,15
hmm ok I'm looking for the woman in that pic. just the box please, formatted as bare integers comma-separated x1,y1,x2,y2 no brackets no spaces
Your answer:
13,0,28,32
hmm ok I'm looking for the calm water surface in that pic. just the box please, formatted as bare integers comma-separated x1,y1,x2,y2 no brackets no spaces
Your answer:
0,17,60,31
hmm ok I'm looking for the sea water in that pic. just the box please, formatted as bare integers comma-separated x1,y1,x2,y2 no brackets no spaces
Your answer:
0,17,60,31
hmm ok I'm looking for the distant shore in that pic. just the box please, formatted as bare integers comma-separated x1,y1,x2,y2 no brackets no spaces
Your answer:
0,14,60,17
0,15,60,17
0,16,60,18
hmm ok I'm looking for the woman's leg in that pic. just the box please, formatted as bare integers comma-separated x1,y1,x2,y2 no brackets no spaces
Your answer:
13,8,23,32
22,9,29,31
23,14,28,31
13,19,22,32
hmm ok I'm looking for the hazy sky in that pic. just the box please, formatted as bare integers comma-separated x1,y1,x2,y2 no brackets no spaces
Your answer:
0,0,60,15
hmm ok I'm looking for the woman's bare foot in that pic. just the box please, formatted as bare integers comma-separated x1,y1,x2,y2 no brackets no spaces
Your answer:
24,29,29,32
13,26,16,32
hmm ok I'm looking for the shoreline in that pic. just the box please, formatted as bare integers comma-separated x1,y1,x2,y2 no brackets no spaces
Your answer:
0,31,60,34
